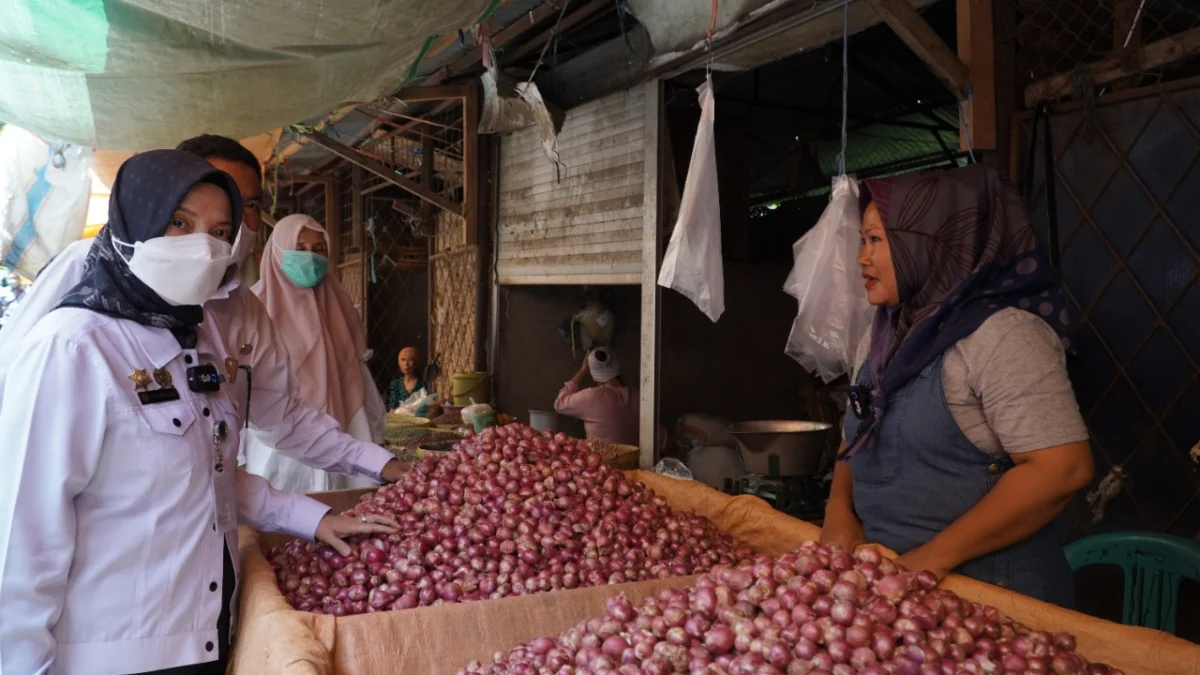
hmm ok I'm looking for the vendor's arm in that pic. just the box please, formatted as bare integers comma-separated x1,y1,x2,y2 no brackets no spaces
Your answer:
898,440,1092,578
239,292,405,482
0,335,105,674
554,359,594,417
820,440,866,553
897,313,1093,578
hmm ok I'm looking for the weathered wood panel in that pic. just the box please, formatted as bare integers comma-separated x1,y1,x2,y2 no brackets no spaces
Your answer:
496,88,647,284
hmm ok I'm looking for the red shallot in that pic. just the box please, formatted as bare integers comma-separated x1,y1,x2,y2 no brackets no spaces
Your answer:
461,542,1125,675
268,424,754,616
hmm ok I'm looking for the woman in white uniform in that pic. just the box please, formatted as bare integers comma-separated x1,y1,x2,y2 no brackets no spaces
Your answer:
0,150,396,675
245,214,387,493
0,136,408,486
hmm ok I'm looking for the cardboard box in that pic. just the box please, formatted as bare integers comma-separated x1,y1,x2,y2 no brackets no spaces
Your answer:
231,472,1200,675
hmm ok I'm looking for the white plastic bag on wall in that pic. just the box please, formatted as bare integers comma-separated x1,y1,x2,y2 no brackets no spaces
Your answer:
0,126,92,280
658,75,724,322
783,175,874,382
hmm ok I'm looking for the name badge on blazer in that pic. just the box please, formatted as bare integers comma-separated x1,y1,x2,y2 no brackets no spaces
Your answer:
138,387,181,405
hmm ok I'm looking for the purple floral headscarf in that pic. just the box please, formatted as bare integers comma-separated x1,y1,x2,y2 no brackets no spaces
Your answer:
842,164,1071,459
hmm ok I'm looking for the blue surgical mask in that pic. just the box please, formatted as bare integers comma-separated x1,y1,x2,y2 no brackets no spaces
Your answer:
281,250,328,288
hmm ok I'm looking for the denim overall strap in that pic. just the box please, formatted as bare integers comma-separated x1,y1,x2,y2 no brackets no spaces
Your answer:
843,354,1075,608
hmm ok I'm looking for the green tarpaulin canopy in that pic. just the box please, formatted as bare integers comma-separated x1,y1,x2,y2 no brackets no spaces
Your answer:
0,0,492,150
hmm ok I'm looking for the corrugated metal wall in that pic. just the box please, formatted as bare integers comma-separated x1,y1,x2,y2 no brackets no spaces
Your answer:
496,88,646,285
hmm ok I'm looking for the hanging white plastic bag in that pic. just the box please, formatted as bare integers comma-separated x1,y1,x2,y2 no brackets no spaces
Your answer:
783,175,874,382
657,75,724,322
0,126,92,280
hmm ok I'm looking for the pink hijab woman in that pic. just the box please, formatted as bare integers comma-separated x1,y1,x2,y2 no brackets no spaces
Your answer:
245,214,387,492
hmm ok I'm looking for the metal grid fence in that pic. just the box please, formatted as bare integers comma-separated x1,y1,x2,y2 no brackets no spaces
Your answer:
1018,78,1200,540
1012,0,1200,89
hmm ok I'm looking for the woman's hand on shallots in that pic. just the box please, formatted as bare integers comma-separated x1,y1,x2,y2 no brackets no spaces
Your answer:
315,513,399,556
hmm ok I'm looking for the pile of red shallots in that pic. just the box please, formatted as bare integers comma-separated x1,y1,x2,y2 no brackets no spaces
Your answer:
462,542,1124,675
268,423,755,616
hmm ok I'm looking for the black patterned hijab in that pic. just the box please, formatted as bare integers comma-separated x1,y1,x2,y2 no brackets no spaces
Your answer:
58,150,242,348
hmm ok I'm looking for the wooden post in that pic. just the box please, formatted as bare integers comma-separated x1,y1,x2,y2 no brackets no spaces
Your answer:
422,134,436,364
466,82,489,373
351,165,364,250
351,166,368,331
464,81,480,247
324,178,340,265
989,0,1017,175
957,0,997,151
639,79,663,469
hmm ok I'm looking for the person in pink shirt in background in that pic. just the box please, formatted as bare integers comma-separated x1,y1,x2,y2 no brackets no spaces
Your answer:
554,346,639,446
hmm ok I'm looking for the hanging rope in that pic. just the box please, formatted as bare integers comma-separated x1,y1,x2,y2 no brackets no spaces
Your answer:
705,0,718,74
834,0,850,176
524,0,570,87
367,216,379,284
1086,466,1127,524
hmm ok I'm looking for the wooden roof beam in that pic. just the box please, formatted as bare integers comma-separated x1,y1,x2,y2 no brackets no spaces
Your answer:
1025,24,1200,107
304,130,461,215
867,0,970,101
271,31,463,170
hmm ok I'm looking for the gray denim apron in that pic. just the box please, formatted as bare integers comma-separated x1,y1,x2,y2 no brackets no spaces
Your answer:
844,354,1075,608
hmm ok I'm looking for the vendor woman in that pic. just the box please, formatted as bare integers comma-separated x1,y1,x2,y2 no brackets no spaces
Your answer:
820,165,1093,608
555,347,639,446
388,346,426,410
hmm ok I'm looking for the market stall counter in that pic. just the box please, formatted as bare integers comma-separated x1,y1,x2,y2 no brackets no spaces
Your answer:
231,473,1200,675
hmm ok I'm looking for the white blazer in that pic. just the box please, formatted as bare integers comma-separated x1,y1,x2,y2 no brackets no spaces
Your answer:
0,308,331,675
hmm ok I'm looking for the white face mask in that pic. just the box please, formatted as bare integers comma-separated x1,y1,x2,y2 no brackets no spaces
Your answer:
112,232,233,306
230,222,257,265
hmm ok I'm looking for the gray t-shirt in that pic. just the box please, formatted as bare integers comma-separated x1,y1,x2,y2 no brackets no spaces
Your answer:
851,308,1089,456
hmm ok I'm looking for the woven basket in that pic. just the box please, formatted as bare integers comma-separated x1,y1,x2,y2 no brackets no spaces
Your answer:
590,442,640,471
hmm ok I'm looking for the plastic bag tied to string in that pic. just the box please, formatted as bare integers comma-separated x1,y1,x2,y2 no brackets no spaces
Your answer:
783,176,875,382
781,0,872,382
657,74,724,322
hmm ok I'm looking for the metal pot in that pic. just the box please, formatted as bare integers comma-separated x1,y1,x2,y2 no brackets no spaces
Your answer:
727,420,834,477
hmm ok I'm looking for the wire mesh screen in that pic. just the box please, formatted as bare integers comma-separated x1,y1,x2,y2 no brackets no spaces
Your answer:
364,195,429,398
352,97,469,402
355,99,475,402
1013,0,1200,90
1017,79,1200,541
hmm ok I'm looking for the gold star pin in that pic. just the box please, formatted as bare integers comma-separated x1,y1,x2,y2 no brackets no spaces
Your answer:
129,369,152,391
152,368,173,389
239,343,252,355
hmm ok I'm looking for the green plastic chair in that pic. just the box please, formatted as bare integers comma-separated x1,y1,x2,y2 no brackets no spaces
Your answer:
1065,531,1200,635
